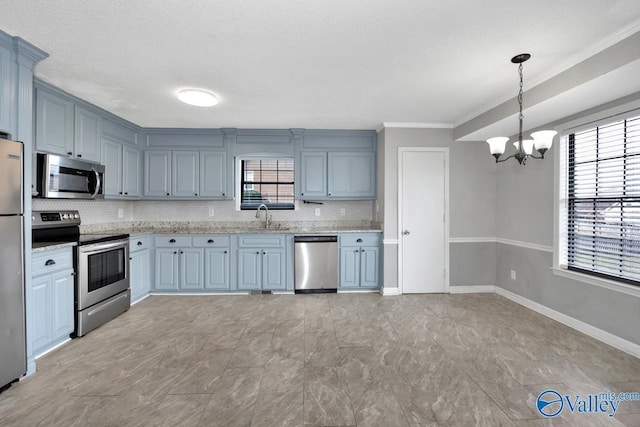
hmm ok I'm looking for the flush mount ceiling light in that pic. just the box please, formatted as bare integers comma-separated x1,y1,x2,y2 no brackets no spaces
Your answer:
177,88,218,107
486,54,557,165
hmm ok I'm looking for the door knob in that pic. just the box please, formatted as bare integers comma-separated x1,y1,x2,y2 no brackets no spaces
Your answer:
403,230,410,235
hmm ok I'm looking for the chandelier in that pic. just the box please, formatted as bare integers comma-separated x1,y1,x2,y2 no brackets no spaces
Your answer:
486,53,557,164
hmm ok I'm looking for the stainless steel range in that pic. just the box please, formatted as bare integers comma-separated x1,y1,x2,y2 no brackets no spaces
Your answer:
32,211,130,337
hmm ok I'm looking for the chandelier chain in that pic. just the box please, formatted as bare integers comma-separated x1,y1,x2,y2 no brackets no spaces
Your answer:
517,62,524,147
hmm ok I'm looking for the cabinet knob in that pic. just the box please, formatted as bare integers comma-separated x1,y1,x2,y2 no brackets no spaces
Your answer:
119,191,123,195
173,251,177,254
67,152,72,156
137,241,142,246
222,193,225,196
180,251,184,254
356,238,363,243
256,251,260,254
224,250,227,254
328,192,332,196
403,230,410,236
129,257,132,260
124,192,128,195
77,154,82,158
195,193,198,196
207,239,214,244
45,259,56,266
169,239,176,243
166,193,170,196
301,193,304,196
361,249,364,252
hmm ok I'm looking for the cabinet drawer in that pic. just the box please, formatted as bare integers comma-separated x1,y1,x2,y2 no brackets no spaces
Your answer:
155,235,192,247
193,235,230,247
130,235,151,252
32,247,73,276
339,233,381,247
238,234,286,248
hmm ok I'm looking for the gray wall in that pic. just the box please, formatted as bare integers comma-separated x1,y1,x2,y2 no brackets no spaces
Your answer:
379,127,497,290
494,95,640,346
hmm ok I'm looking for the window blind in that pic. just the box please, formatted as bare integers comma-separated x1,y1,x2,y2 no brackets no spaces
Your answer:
240,159,294,209
567,114,640,285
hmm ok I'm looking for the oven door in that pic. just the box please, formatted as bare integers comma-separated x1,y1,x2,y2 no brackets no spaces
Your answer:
76,239,129,310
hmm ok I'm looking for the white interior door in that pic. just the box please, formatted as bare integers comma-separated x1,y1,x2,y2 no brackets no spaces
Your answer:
399,148,448,293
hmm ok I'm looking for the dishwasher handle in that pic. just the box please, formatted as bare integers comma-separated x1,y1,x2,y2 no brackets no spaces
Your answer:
294,235,337,243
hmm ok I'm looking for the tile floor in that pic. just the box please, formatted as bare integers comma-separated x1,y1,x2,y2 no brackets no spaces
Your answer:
0,293,639,426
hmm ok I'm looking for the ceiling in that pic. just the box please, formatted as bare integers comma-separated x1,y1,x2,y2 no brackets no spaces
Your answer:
1,1,640,134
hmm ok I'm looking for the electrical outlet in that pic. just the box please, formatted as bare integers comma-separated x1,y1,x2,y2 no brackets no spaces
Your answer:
208,208,215,217
510,270,517,280
117,208,124,219
315,208,321,217
340,208,346,216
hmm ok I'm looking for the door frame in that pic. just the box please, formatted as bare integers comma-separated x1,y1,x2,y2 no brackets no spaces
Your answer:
397,147,450,294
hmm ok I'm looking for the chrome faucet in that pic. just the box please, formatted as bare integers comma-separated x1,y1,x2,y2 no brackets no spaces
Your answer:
255,203,272,229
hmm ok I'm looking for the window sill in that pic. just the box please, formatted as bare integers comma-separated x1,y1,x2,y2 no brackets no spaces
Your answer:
551,267,640,298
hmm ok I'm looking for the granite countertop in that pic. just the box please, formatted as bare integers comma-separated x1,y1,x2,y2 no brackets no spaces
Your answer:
82,221,383,236
32,241,77,253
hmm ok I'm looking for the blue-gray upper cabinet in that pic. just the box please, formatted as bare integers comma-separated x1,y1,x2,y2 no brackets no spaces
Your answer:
34,87,101,162
0,43,11,133
327,151,376,198
144,150,172,197
145,150,228,199
101,119,141,198
172,150,199,197
296,130,377,200
299,152,327,198
35,87,74,156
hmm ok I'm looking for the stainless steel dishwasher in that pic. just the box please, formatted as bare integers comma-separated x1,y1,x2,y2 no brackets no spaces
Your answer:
294,236,338,293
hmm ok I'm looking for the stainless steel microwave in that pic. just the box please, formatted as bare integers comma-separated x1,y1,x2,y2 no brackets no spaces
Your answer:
36,153,105,199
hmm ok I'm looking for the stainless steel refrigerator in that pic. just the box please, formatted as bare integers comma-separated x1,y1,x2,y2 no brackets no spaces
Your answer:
0,138,25,391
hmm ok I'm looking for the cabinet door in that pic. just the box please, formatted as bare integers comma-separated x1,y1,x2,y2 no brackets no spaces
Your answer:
179,248,203,289
200,151,227,198
0,44,11,133
35,88,74,156
101,138,123,197
123,146,141,197
238,249,261,290
172,151,200,197
155,248,178,290
144,151,172,197
299,152,327,198
74,106,101,162
130,249,150,302
262,248,286,290
327,152,352,197
204,248,230,290
339,247,360,288
29,275,51,355
359,247,379,288
50,270,74,340
350,152,376,198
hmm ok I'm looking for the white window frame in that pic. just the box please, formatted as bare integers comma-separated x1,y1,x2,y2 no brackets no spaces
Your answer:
234,155,297,211
553,98,640,298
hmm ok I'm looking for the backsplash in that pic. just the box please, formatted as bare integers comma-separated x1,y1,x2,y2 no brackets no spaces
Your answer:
32,199,374,225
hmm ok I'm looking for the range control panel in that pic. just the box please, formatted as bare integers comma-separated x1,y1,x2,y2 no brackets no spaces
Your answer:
32,210,81,229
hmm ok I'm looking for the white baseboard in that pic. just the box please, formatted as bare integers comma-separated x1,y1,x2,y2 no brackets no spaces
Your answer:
337,289,379,294
131,293,151,305
449,285,496,294
495,286,640,359
150,292,251,296
381,287,401,296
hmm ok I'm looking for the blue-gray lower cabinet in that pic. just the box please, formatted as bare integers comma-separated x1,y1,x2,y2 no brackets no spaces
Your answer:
30,247,74,357
154,246,203,290
129,236,151,302
237,235,287,291
204,248,230,290
339,234,381,289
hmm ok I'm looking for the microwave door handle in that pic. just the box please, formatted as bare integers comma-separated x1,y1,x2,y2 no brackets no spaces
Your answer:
91,168,101,198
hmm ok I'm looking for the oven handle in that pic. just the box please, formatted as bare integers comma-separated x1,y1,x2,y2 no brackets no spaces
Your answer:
78,239,129,254
90,168,101,198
